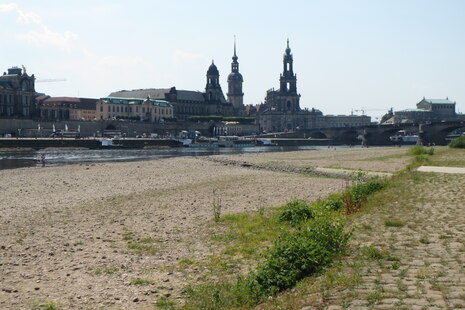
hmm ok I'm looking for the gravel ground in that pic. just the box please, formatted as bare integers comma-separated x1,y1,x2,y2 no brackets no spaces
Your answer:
0,147,409,309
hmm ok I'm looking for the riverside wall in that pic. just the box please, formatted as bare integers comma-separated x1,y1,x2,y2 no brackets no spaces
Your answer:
0,119,260,138
0,119,207,138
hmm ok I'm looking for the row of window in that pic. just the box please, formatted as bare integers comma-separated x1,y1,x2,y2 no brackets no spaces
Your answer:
104,105,171,115
0,94,15,104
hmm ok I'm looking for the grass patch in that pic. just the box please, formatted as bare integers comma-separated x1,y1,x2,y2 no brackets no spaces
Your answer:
213,211,282,260
384,219,405,227
449,135,465,148
419,236,431,244
94,266,119,275
408,145,435,155
361,246,385,261
156,296,176,309
130,278,156,285
127,238,159,256
178,177,388,309
31,299,60,310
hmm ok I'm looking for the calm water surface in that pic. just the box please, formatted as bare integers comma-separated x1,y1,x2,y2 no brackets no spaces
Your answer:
0,145,359,170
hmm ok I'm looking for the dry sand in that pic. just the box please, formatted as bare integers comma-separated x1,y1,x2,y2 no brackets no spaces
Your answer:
0,147,409,309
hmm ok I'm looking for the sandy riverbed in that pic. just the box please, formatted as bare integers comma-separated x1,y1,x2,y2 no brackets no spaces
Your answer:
0,147,409,309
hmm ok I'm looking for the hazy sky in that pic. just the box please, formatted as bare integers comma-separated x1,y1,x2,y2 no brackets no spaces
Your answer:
1,0,465,120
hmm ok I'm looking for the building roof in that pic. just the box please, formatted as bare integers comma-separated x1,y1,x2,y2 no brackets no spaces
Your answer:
42,97,97,110
101,97,172,107
207,62,219,75
397,108,431,113
109,88,170,100
109,88,206,103
424,99,455,104
175,90,205,102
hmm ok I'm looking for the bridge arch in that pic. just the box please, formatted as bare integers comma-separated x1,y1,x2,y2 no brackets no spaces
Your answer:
307,131,327,139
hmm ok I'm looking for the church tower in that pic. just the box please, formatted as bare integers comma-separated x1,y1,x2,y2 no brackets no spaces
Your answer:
205,60,228,114
278,39,300,112
205,60,224,102
227,38,244,114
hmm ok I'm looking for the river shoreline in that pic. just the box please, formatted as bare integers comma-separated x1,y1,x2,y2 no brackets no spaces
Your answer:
0,147,411,309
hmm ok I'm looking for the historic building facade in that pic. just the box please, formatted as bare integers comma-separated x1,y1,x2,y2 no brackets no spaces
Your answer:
387,97,464,124
38,96,98,121
258,41,371,132
96,97,173,122
109,61,234,120
0,66,38,118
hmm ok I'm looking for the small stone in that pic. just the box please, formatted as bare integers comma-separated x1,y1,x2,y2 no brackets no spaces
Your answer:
133,297,139,302
34,287,40,291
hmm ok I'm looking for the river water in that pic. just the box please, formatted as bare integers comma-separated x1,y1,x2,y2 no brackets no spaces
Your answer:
0,145,359,170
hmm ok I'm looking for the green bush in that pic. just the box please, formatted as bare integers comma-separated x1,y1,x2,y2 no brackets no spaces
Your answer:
278,200,314,226
320,194,345,211
408,145,434,155
415,155,430,163
346,180,386,208
449,136,465,148
250,213,349,297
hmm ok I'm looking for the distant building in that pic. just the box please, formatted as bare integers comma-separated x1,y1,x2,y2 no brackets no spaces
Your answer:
387,97,463,124
39,97,97,121
322,114,372,128
0,66,38,118
227,40,244,115
257,41,370,132
109,62,234,120
96,97,173,122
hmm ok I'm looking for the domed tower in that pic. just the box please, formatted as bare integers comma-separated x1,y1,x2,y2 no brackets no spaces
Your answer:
206,61,220,90
227,38,244,114
205,61,227,113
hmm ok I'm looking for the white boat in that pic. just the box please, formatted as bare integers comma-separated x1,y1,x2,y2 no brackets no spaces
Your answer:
218,136,256,147
389,130,419,145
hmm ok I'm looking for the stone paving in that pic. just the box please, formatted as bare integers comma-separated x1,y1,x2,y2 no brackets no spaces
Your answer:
312,171,465,310
417,166,465,174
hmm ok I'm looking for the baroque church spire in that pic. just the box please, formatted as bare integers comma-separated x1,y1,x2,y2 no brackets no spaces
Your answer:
227,36,244,114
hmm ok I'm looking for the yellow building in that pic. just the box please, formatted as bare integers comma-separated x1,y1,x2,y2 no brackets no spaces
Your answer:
97,97,173,122
39,96,97,121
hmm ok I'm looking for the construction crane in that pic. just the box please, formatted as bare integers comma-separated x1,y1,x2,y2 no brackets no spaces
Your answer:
353,107,388,116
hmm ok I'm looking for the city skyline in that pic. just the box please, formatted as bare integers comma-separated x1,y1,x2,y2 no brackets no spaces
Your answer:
1,0,465,121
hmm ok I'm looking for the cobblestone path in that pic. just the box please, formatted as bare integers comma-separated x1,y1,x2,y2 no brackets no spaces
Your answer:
318,171,465,310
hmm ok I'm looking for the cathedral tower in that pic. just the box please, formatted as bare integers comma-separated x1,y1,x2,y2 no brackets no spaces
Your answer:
227,38,244,114
278,39,300,112
205,60,224,102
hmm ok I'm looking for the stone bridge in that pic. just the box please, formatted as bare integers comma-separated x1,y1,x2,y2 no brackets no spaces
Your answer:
297,120,465,145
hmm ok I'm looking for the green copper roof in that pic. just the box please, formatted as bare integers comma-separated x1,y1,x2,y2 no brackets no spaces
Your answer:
425,99,454,104
100,97,172,107
398,108,430,112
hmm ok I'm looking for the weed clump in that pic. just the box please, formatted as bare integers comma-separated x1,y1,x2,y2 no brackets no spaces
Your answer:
182,178,387,309
384,219,405,227
278,199,314,226
408,145,434,155
449,136,465,148
31,299,60,310
250,213,349,297
212,188,222,222
342,180,386,214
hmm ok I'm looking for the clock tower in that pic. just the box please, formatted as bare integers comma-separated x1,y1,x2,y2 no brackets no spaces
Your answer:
227,38,244,114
